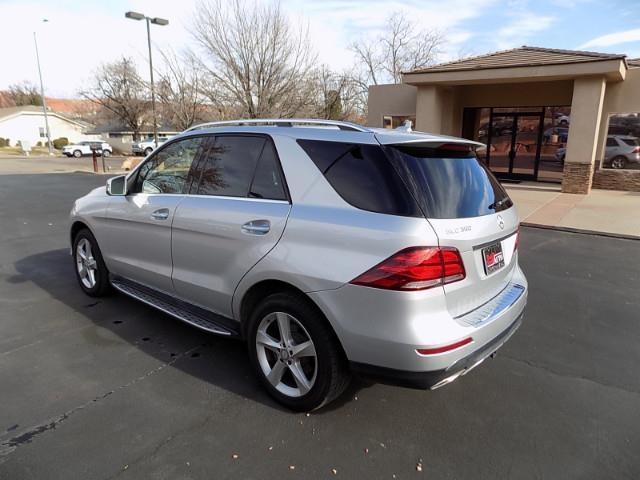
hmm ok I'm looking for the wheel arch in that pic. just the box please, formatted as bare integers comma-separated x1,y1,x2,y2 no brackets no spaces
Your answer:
70,220,92,246
237,279,346,358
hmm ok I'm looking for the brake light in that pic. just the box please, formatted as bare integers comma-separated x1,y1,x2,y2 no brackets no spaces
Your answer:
350,247,465,291
436,143,472,152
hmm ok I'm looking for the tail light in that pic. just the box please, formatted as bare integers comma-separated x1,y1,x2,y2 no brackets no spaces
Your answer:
350,247,465,291
633,147,640,154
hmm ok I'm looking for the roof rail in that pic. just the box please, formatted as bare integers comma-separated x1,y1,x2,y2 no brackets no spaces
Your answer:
184,118,371,133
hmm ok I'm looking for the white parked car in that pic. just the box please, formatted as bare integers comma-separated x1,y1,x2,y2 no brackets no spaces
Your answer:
131,137,170,156
62,141,112,158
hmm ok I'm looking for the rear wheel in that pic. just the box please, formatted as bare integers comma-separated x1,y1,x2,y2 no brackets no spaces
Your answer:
247,292,350,411
610,156,627,169
102,149,111,158
73,229,111,297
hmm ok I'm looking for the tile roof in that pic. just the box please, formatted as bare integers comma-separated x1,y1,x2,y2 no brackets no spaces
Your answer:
405,46,627,74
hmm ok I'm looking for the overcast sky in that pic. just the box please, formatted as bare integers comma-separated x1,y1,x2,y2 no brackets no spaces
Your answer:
1,0,639,98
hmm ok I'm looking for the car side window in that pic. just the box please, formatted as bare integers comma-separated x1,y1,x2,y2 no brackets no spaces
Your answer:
606,138,617,147
194,136,266,197
132,137,203,194
249,141,287,200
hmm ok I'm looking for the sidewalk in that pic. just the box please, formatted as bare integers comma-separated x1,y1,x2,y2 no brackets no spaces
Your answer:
505,182,640,238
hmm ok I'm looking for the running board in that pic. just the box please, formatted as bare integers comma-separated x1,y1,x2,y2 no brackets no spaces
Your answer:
111,277,239,337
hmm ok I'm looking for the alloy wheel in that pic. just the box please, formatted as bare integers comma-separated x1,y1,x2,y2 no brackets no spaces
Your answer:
255,312,318,398
76,238,98,289
611,157,626,169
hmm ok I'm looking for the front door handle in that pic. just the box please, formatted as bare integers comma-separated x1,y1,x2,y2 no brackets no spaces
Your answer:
150,208,170,221
241,219,270,235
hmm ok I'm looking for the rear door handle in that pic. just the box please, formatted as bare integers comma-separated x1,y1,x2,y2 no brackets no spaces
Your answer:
241,219,270,235
150,208,170,220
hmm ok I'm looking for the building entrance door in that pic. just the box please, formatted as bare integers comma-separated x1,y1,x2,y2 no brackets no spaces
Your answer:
486,111,543,180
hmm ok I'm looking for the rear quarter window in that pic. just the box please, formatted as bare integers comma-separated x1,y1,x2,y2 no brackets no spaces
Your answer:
297,139,422,217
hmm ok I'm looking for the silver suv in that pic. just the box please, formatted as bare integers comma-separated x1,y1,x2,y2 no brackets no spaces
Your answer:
69,119,527,411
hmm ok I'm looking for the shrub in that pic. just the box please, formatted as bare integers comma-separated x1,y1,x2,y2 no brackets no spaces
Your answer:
0,138,7,147
36,141,43,147
52,137,69,150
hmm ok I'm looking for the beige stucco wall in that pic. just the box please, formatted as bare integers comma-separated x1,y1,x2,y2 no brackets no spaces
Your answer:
366,84,417,127
415,86,456,134
565,76,606,165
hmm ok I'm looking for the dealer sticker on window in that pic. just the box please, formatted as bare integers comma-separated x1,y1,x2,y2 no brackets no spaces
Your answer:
482,242,505,275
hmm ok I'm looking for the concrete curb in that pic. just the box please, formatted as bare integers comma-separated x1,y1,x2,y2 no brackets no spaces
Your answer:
521,222,640,241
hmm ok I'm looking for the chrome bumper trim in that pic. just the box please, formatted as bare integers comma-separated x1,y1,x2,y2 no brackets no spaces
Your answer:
455,282,525,327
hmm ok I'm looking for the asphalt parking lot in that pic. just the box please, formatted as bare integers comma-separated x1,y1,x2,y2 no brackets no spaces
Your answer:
1,173,639,479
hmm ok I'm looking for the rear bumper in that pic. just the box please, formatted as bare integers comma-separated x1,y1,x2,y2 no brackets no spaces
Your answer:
309,264,527,374
350,312,523,389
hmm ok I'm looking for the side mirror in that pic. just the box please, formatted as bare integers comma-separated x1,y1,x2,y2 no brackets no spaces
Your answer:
106,175,127,196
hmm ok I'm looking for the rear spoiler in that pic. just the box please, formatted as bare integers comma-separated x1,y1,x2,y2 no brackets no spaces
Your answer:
374,130,485,150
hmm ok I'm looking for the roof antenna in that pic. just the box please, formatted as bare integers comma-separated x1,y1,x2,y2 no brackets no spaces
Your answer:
395,119,413,132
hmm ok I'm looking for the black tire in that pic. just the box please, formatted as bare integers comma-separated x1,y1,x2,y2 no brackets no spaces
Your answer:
102,149,111,158
247,291,351,411
72,228,111,297
73,150,82,158
610,156,627,169
144,147,153,156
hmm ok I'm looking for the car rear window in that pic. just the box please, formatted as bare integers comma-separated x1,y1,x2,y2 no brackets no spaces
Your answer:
384,144,513,219
297,139,422,217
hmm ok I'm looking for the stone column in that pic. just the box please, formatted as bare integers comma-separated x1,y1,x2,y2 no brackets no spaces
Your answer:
562,77,606,194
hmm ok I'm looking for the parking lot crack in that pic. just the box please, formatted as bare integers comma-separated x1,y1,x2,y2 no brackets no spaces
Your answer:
499,354,640,396
0,345,201,461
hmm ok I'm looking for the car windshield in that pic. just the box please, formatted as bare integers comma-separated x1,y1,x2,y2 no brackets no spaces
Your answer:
384,144,513,219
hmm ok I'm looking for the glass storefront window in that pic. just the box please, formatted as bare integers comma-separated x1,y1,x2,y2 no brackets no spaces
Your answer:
601,114,640,170
462,106,571,182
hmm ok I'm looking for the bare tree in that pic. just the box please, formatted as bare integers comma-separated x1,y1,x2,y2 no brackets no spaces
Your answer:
8,81,42,106
312,65,364,122
192,0,317,118
157,50,208,130
350,11,444,85
80,57,149,140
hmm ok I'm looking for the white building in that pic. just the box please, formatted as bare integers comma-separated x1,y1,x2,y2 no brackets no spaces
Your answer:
0,105,96,147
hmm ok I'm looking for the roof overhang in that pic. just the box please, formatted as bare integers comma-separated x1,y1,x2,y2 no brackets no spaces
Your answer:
403,58,627,86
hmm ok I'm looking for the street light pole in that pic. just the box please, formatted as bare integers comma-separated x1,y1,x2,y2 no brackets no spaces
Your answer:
145,17,158,148
33,28,53,156
125,11,168,148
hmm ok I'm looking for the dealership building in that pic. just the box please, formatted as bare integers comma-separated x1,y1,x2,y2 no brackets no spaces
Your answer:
367,46,640,194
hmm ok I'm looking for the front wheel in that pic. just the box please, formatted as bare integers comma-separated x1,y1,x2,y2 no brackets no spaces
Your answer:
144,147,153,156
73,150,82,158
247,292,350,411
73,228,111,297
